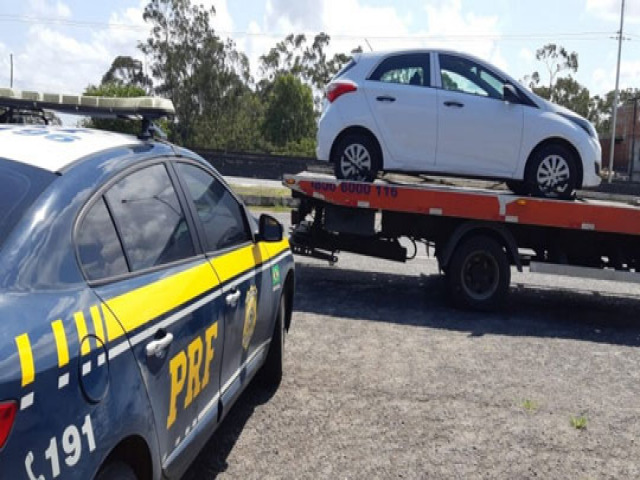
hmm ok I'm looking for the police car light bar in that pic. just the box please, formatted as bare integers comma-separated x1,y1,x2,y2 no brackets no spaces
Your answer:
0,88,175,119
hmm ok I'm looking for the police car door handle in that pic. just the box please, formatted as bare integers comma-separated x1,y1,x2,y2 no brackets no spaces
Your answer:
145,332,174,358
226,289,241,307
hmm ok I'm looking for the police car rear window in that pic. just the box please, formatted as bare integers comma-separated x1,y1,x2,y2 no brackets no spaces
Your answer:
0,158,56,250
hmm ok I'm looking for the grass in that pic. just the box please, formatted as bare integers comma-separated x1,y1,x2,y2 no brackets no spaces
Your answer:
521,399,539,413
570,415,588,430
230,185,291,198
248,205,291,213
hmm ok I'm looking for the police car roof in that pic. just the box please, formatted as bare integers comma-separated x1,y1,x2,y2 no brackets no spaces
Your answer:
0,125,144,173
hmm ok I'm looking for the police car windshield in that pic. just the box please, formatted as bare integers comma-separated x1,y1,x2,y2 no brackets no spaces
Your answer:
0,159,56,250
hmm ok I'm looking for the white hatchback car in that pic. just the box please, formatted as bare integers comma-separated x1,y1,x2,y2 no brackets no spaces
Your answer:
316,50,602,198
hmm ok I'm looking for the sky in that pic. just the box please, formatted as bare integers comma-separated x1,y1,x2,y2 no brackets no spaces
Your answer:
0,0,639,99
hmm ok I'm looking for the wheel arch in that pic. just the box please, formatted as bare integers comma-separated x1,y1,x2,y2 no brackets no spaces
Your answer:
330,126,383,168
437,222,522,273
97,435,153,480
283,270,295,332
525,137,583,189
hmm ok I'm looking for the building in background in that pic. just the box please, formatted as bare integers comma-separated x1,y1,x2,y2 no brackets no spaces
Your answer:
600,100,640,181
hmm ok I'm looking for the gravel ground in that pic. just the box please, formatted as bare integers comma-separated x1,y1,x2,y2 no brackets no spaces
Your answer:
183,214,640,480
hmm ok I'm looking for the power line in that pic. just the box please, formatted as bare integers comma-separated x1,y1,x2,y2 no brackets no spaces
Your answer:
0,13,622,42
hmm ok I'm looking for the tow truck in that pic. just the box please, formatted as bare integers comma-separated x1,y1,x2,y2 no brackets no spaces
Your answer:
284,173,640,310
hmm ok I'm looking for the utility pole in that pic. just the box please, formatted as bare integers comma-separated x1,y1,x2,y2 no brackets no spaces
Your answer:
10,53,13,88
630,97,639,181
607,0,626,183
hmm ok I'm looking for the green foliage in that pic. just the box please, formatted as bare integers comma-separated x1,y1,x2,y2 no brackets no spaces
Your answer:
270,137,317,157
589,88,640,135
570,415,588,430
80,0,355,152
102,56,152,91
523,43,640,136
139,0,252,147
552,77,591,118
82,83,147,135
258,33,358,108
534,44,579,90
262,74,315,149
521,399,539,413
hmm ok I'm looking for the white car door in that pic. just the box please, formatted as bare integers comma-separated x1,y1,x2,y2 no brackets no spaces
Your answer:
363,52,438,170
435,53,524,177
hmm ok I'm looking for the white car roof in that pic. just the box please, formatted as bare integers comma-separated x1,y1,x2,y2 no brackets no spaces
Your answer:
0,125,143,173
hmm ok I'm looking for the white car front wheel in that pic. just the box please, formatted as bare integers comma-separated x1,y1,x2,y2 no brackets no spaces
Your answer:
526,144,578,199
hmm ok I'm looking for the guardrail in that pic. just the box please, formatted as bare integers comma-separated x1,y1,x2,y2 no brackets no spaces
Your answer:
195,149,331,180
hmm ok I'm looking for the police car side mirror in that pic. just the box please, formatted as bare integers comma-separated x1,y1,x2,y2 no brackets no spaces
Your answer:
258,214,283,242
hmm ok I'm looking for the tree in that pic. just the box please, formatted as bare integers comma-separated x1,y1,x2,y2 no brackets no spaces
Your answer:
551,76,591,118
590,88,640,135
261,74,315,151
139,0,252,147
82,83,147,135
102,56,152,91
259,33,358,108
534,44,578,91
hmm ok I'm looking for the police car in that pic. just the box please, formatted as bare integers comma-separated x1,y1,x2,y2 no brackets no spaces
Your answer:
0,90,295,479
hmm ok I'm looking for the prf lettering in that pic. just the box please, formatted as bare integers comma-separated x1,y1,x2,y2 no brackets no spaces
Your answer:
166,322,218,429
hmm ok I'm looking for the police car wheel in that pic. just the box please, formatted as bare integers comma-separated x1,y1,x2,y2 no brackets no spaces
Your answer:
96,461,137,480
258,295,286,388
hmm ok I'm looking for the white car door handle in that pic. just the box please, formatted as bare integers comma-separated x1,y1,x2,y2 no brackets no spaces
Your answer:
226,290,241,307
146,332,174,358
444,100,464,108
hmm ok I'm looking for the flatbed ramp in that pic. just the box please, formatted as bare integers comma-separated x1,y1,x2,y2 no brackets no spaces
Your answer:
284,173,640,310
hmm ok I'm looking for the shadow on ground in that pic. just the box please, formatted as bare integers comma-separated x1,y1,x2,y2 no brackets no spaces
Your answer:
181,382,277,480
294,263,640,348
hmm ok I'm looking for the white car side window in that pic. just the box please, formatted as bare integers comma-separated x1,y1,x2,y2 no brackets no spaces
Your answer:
439,54,503,100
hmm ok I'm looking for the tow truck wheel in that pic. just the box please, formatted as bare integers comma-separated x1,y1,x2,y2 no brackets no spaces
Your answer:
258,295,286,388
447,235,510,310
525,144,577,199
333,133,380,182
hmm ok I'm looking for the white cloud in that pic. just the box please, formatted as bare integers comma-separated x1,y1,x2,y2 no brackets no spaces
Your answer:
591,59,640,94
199,0,234,33
15,25,112,92
239,0,503,80
265,0,323,32
11,0,149,94
422,0,503,66
586,0,640,24
27,0,72,19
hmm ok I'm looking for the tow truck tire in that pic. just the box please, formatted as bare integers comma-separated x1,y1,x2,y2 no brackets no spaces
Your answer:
96,461,137,480
258,295,286,388
447,235,510,311
525,144,578,200
333,133,380,182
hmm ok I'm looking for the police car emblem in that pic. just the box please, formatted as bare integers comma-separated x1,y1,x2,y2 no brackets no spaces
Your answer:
242,286,258,350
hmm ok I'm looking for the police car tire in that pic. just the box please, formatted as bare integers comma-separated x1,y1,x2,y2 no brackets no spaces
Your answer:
258,295,285,388
95,461,137,480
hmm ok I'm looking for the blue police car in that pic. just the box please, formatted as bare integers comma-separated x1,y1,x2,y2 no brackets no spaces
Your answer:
0,91,295,479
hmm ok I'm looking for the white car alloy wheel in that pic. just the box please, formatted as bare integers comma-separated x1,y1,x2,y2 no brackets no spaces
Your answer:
536,154,571,194
340,143,372,181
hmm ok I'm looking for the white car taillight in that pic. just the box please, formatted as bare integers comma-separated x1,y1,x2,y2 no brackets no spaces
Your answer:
326,82,357,103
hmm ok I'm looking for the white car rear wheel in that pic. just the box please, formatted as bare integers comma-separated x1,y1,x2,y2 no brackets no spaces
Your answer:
333,134,380,182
